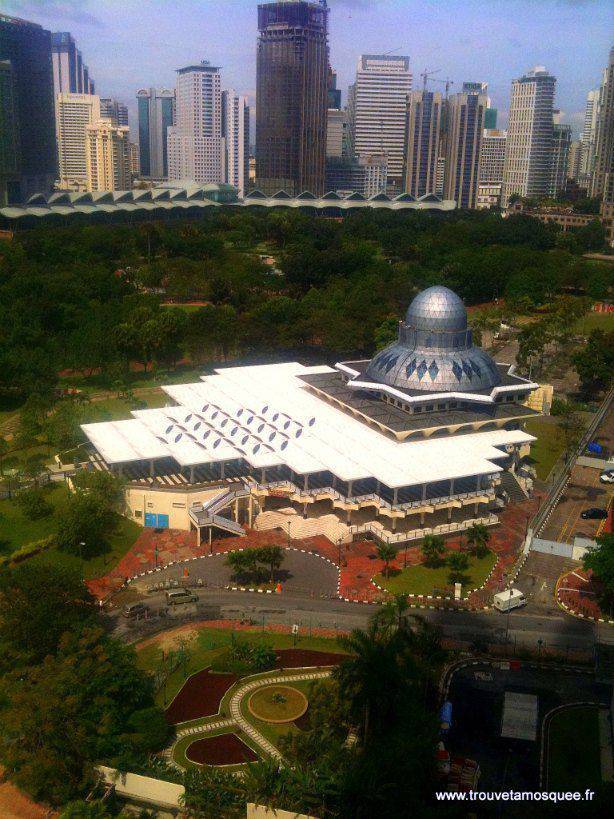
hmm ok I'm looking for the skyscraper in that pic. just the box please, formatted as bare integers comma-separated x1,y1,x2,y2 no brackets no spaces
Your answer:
353,54,412,193
51,32,95,95
256,0,329,195
55,92,101,190
137,87,175,179
167,62,223,185
221,89,249,196
501,66,556,206
479,129,507,184
85,120,131,191
590,46,614,203
550,120,572,197
326,108,346,158
327,68,341,109
0,14,57,201
0,59,20,205
100,98,129,127
566,140,583,182
444,89,487,208
403,90,443,198
580,88,600,187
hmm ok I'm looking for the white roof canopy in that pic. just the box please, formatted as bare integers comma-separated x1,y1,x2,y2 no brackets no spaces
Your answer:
81,363,535,488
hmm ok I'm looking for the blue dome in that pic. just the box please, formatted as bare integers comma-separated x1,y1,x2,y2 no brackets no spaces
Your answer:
364,285,501,394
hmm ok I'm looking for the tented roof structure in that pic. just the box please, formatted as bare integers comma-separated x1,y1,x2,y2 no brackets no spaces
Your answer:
82,362,534,489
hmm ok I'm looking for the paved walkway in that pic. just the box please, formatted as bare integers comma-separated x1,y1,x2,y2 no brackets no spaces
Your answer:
168,669,331,767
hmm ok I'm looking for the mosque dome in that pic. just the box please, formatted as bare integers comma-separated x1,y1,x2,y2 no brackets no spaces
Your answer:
364,286,502,393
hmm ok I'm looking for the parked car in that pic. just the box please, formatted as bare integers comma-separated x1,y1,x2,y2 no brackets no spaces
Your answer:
600,470,614,484
580,507,608,520
166,589,199,606
122,602,150,619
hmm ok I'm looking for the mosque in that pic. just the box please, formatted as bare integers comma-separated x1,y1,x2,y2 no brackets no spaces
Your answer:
82,286,540,547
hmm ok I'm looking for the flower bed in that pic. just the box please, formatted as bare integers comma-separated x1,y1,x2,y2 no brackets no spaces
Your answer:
165,667,237,725
185,733,258,766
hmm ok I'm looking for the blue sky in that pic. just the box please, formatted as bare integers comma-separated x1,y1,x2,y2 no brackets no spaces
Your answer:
5,0,613,137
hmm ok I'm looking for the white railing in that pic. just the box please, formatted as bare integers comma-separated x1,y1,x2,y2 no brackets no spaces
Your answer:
349,514,498,545
256,480,495,512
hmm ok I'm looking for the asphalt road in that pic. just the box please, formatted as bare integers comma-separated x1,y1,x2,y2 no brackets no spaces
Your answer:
110,586,597,654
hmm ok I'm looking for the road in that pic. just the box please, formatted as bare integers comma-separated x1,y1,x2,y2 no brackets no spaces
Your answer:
110,586,597,655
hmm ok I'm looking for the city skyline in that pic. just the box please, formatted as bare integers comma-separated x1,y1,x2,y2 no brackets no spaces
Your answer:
4,0,611,139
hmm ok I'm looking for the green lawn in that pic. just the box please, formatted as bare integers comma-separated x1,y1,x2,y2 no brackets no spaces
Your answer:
548,705,602,790
525,417,567,481
0,481,140,579
27,513,141,580
137,627,346,708
373,550,497,597
0,484,68,557
240,677,313,747
575,311,614,334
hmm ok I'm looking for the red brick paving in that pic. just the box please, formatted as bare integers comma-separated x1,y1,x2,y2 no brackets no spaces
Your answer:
556,567,611,622
88,492,544,609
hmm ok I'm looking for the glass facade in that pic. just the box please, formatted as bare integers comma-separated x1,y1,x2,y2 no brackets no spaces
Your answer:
0,15,57,201
256,1,328,196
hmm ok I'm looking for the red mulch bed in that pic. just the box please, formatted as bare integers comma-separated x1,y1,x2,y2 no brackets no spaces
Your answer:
186,733,258,766
165,667,237,725
275,648,347,668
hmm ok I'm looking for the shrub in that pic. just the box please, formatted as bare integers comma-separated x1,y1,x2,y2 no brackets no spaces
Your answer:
15,487,52,520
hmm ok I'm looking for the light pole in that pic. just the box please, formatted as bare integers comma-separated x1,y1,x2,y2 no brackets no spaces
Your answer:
337,536,343,568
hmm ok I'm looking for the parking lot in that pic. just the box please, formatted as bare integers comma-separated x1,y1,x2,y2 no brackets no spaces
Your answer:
541,406,613,544
446,662,611,791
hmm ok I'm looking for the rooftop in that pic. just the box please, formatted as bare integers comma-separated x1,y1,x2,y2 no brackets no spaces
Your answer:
82,362,535,489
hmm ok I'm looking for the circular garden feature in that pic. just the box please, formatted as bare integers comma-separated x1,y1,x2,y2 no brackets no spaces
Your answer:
248,684,308,724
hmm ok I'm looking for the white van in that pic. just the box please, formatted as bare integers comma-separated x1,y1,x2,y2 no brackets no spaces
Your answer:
166,589,199,606
493,588,526,612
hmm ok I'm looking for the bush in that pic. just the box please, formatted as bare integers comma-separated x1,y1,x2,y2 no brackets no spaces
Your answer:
213,637,277,674
15,487,52,520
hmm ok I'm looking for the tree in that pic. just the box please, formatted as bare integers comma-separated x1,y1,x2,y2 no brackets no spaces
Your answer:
0,627,165,806
376,542,398,578
15,486,52,520
583,533,614,610
573,329,614,398
57,471,123,558
447,551,470,585
465,523,491,558
257,545,284,581
182,767,245,817
45,401,85,452
421,534,445,567
0,562,97,666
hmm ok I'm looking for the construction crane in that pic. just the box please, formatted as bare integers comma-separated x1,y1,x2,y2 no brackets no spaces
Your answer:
430,77,455,99
420,68,441,91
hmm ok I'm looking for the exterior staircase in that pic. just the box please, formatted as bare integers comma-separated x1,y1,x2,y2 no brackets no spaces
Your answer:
189,485,251,536
498,470,528,503
254,509,351,543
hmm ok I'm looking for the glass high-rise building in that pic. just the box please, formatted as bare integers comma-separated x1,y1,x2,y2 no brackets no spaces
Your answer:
444,89,487,209
403,90,443,198
501,66,556,207
0,14,57,202
256,0,329,195
51,32,95,96
100,98,129,127
137,87,175,179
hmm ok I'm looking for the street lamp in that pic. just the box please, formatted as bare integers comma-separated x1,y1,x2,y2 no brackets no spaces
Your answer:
337,536,343,568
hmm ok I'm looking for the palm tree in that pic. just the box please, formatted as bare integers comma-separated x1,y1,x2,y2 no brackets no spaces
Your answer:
376,542,398,578
336,619,408,744
465,523,490,558
421,534,445,567
447,551,470,584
